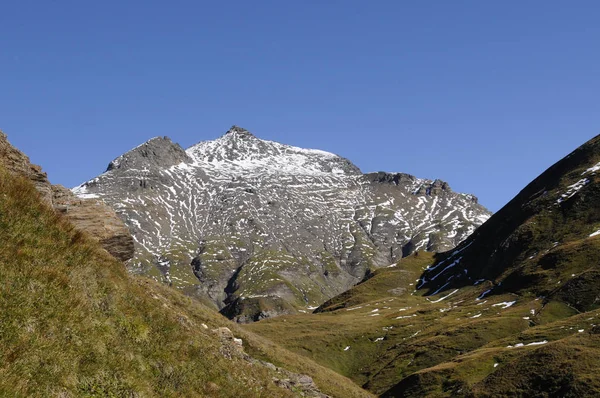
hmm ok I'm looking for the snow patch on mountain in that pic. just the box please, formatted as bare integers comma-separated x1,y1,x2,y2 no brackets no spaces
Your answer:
73,126,491,321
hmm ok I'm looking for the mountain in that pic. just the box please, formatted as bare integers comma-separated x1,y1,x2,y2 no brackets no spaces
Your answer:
0,131,372,397
418,133,600,306
246,134,600,397
74,126,491,322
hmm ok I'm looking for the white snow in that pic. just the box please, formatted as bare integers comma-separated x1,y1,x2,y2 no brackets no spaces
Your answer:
492,301,516,309
429,289,459,303
77,193,101,199
477,289,493,300
344,346,350,351
72,183,99,198
590,229,600,238
186,132,346,177
470,313,482,318
557,178,590,204
430,282,451,296
526,340,548,346
583,161,600,175
395,314,417,320
346,306,363,311
507,340,548,348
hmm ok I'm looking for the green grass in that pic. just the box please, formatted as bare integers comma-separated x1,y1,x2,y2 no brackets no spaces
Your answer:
246,248,600,397
0,168,371,398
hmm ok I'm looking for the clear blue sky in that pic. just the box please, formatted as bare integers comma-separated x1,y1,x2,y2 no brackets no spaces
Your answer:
1,1,598,211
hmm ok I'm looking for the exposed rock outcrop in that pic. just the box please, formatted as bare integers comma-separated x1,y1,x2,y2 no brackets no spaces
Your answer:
0,131,134,262
212,326,330,397
211,327,248,360
0,132,53,203
52,185,134,262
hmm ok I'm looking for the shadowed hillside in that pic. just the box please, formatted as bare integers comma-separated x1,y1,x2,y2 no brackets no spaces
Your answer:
418,134,600,302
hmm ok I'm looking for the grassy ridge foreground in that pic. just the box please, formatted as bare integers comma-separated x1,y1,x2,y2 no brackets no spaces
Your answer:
0,168,371,398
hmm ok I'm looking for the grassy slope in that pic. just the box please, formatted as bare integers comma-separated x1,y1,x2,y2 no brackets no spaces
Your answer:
0,168,371,398
246,253,441,390
247,249,600,397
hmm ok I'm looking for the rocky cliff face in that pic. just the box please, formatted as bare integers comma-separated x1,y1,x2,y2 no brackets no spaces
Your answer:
0,131,134,262
52,185,134,262
74,126,491,321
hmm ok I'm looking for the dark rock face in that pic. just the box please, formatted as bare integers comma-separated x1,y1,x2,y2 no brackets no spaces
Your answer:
0,131,134,262
417,134,600,301
74,126,491,321
219,295,298,324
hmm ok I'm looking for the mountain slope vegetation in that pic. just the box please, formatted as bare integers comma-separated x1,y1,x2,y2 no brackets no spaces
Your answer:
0,165,371,397
247,134,600,397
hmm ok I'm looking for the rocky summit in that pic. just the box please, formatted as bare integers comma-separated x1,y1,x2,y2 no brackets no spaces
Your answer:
74,126,491,321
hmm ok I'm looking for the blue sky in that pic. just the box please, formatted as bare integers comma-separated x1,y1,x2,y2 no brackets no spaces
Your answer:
1,1,598,211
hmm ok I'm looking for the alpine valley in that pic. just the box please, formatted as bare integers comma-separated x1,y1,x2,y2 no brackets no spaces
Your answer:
73,126,491,322
2,128,600,397
247,133,600,397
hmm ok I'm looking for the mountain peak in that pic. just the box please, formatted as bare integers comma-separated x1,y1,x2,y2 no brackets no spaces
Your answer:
225,125,254,138
188,127,362,176
106,136,191,172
